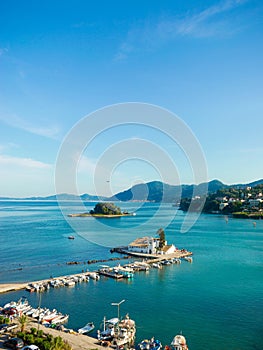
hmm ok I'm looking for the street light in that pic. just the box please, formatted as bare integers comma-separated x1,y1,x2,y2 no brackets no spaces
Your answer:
111,299,125,321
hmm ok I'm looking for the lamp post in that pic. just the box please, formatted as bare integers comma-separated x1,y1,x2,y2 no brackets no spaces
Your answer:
37,291,42,331
111,299,125,321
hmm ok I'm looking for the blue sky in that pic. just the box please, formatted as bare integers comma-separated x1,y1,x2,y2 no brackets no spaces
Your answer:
0,0,262,197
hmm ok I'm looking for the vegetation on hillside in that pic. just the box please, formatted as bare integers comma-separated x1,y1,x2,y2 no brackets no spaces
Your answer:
90,202,122,215
179,184,263,216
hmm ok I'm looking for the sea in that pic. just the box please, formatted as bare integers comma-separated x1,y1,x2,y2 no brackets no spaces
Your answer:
0,200,262,350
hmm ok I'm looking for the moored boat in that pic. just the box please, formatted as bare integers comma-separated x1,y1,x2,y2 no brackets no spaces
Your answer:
51,314,69,325
111,314,136,348
78,322,95,334
97,317,119,342
184,257,193,263
138,337,162,350
152,263,161,269
170,334,188,350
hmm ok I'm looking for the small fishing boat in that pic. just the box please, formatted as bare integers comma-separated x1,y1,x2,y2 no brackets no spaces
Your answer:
78,322,95,334
68,235,75,239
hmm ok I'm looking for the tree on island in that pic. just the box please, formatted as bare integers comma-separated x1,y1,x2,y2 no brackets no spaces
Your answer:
157,228,166,248
90,202,122,215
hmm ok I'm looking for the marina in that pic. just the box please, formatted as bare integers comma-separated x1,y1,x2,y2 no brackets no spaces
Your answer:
0,297,187,350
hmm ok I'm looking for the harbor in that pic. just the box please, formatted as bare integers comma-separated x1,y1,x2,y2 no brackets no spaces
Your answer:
0,297,188,350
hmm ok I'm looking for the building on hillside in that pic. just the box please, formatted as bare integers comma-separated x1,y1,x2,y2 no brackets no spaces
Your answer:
127,236,175,255
249,199,262,207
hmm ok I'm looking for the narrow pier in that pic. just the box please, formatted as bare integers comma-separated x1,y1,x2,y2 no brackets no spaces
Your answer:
0,248,193,294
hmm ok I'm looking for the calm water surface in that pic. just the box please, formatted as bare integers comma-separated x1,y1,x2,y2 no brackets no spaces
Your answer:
0,201,262,350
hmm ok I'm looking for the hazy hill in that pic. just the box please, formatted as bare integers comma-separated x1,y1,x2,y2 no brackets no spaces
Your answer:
1,179,262,203
108,179,227,203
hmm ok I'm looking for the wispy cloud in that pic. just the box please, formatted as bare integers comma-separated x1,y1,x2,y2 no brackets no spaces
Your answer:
0,154,51,169
0,114,60,139
0,142,19,153
77,155,97,173
115,0,248,59
0,47,8,57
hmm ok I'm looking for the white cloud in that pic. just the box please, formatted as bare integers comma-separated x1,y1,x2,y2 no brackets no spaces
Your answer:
0,113,60,139
0,154,51,169
116,0,248,58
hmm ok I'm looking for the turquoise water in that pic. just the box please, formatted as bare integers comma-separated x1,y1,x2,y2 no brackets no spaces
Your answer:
0,201,262,349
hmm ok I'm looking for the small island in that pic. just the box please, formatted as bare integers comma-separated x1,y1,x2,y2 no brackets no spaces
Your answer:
68,202,134,218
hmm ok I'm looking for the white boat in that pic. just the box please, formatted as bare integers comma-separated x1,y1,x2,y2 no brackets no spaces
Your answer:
89,272,100,280
65,280,75,287
78,322,95,334
32,308,45,318
26,308,37,316
184,257,193,263
111,314,136,348
152,263,161,269
41,310,58,322
97,317,119,341
51,314,69,325
170,334,189,350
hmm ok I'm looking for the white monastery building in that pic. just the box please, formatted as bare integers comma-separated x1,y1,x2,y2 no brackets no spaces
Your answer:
128,236,176,255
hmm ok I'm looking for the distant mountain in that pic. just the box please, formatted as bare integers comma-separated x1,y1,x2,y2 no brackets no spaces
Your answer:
1,179,262,202
109,179,228,203
0,193,101,201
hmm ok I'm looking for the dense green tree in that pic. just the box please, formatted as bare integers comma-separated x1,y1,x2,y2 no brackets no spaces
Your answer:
90,202,122,215
157,228,166,248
